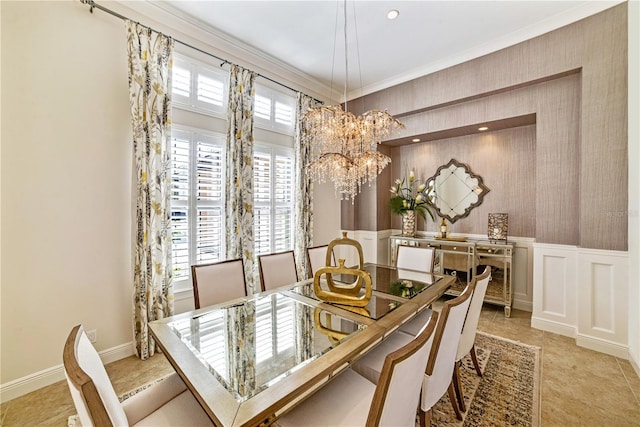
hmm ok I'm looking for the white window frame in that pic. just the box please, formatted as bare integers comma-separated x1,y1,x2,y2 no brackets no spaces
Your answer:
254,82,296,136
172,52,229,119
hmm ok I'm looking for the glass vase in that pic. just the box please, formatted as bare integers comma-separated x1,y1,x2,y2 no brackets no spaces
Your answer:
401,211,417,237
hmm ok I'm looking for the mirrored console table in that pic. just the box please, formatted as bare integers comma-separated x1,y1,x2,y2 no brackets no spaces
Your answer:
389,235,514,317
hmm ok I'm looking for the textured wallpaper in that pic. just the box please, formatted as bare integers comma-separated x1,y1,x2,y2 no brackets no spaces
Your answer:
345,4,627,251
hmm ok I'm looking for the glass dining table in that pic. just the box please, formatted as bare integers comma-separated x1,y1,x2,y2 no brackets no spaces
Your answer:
149,263,454,426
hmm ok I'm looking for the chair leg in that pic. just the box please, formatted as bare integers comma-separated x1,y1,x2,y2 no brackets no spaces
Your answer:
452,362,466,412
418,407,431,427
470,345,482,377
448,381,463,421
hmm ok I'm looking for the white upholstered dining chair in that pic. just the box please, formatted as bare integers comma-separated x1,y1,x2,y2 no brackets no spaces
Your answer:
258,250,298,292
306,245,336,279
396,245,436,273
63,325,213,426
191,258,247,309
277,311,439,427
452,266,491,412
352,279,476,427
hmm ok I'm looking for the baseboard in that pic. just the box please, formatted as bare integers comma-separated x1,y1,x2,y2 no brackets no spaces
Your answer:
0,341,134,404
513,299,533,312
531,316,576,338
576,334,629,359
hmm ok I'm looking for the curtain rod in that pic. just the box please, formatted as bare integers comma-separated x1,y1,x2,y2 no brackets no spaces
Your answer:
80,0,321,103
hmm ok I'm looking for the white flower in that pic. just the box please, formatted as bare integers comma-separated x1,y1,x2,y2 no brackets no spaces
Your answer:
402,200,409,208
415,194,423,203
409,170,415,181
417,183,426,192
389,186,396,193
395,179,402,185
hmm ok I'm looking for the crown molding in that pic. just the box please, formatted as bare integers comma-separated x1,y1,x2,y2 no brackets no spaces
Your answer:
117,0,623,102
116,0,332,102
349,0,625,99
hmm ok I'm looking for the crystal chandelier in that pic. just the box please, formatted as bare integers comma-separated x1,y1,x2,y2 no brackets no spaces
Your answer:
303,2,404,201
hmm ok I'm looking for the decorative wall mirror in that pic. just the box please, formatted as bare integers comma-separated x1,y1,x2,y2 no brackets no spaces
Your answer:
426,159,490,223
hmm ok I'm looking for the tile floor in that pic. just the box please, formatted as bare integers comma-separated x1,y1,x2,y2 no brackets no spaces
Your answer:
1,303,639,426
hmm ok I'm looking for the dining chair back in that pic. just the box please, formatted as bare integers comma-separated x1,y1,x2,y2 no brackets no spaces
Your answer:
277,311,439,427
457,266,491,363
451,266,491,412
63,325,212,426
258,250,298,292
306,245,336,279
369,310,439,425
350,279,475,426
191,258,247,309
419,278,476,426
396,245,436,273
64,325,126,426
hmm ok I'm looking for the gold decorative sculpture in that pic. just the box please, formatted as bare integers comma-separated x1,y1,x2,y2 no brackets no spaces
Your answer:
313,260,372,307
324,232,365,297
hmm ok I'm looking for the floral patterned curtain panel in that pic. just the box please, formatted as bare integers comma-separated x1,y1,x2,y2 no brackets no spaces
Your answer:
226,65,257,293
126,21,174,360
293,93,321,279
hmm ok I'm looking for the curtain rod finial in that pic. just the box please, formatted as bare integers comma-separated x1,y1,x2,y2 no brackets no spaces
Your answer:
80,0,95,13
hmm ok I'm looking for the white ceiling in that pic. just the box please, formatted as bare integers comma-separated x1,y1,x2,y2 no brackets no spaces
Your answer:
151,0,622,100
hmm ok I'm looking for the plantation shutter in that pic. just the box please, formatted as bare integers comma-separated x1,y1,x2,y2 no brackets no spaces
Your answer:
172,54,227,115
274,154,293,252
196,140,224,263
171,131,191,279
254,152,272,256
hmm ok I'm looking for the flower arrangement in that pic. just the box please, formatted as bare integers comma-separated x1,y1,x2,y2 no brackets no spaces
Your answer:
389,170,435,221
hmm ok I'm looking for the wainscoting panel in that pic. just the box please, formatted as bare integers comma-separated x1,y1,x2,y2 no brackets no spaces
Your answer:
576,249,629,358
340,229,394,265
532,243,630,358
512,241,534,312
532,243,577,337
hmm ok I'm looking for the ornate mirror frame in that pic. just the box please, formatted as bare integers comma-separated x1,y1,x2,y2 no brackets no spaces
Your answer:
426,158,490,223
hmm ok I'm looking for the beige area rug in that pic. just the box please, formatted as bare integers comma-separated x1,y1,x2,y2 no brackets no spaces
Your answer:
70,333,540,427
430,332,541,427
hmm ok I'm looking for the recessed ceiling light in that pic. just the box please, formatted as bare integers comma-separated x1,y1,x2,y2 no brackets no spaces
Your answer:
478,126,489,131
387,10,399,20
412,138,420,143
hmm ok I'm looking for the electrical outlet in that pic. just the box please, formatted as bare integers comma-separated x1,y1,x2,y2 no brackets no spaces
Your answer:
87,330,97,343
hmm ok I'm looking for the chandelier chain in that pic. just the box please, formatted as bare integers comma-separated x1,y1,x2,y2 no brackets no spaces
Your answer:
302,0,405,201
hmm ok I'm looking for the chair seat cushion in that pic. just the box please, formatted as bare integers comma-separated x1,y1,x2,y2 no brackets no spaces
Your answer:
122,373,187,425
277,369,375,427
133,390,213,426
351,331,413,384
399,308,433,337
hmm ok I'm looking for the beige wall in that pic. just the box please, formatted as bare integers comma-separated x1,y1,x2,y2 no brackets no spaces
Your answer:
347,4,628,252
0,0,342,388
1,1,133,382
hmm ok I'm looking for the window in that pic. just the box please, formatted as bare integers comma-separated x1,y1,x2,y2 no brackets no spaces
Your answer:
172,54,228,117
169,52,297,296
254,83,296,135
170,127,226,281
253,144,295,256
